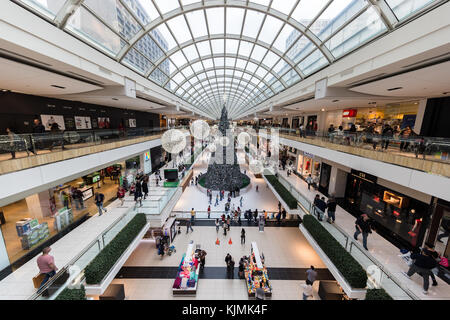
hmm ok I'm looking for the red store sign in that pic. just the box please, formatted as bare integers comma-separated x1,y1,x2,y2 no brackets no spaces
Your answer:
342,109,357,118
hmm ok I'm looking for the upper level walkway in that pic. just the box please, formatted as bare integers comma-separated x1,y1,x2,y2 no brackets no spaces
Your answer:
277,168,450,300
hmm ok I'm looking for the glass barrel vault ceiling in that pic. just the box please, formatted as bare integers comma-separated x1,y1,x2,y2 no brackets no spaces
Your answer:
13,0,443,119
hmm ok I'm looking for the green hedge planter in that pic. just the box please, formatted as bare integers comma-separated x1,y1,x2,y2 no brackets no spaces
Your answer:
302,215,367,289
55,286,86,300
365,288,393,300
264,175,298,209
198,176,250,189
85,213,147,284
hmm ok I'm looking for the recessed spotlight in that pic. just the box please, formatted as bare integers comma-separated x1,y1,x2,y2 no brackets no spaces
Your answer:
332,100,339,103
387,87,403,91
51,85,66,89
112,98,119,101
443,92,450,95
321,108,325,112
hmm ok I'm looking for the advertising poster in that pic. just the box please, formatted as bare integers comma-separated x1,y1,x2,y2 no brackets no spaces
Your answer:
40,115,66,131
129,118,137,127
75,116,92,129
64,117,75,130
98,117,110,129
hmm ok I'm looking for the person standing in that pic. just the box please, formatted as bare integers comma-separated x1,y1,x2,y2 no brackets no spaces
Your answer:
306,174,313,190
354,214,371,250
381,124,394,151
134,179,143,208
190,208,196,225
253,209,258,224
316,197,327,221
117,186,126,206
215,194,219,207
240,196,243,208
6,127,20,159
225,253,232,270
142,177,149,200
282,208,287,220
306,266,317,285
326,196,337,223
301,283,313,300
278,201,282,213
94,192,106,216
241,228,246,244
186,219,194,233
226,215,231,230
215,218,220,233
207,205,211,219
29,118,45,154
199,250,207,269
37,247,58,290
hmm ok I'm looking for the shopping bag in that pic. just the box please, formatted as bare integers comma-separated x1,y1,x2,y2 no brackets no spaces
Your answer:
439,257,449,268
32,273,46,289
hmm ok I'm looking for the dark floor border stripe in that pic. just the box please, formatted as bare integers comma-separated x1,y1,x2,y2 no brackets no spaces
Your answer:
116,266,334,281
176,219,301,228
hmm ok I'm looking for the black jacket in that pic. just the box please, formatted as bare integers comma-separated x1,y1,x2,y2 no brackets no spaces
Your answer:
355,216,371,233
411,252,437,269
327,200,337,212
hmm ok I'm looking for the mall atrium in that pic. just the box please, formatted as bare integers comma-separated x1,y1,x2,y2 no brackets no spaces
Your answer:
0,0,449,304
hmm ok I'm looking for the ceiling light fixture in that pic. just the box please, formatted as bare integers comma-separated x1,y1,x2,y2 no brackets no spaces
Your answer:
387,87,403,91
51,85,66,89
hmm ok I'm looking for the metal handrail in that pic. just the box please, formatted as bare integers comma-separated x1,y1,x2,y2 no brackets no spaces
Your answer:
275,172,419,299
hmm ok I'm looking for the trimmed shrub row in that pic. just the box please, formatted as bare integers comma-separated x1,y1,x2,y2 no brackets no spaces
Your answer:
55,286,86,300
365,288,393,300
199,176,250,190
85,213,147,284
264,175,298,209
302,215,367,289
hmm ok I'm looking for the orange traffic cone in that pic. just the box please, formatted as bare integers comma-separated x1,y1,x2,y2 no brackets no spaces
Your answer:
215,238,220,245
228,238,232,245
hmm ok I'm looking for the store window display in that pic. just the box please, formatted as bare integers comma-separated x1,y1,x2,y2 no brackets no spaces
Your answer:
343,170,430,249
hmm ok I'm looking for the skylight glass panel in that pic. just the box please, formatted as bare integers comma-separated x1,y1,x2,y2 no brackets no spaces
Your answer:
186,10,208,38
251,45,268,62
250,0,271,8
206,8,225,35
17,0,66,19
325,6,386,57
155,0,180,15
214,58,225,67
226,8,245,35
298,49,328,75
262,51,279,69
136,34,165,62
181,0,199,6
182,44,199,61
211,39,225,55
66,6,123,56
130,0,158,23
171,51,188,69
225,39,239,55
153,24,177,51
191,61,203,73
195,41,211,56
291,0,329,25
270,0,298,15
310,0,367,41
173,72,185,84
242,10,265,38
238,41,253,57
203,59,214,69
272,24,296,52
246,62,258,73
166,16,191,44
258,15,284,44
236,59,247,69
123,48,153,74
386,0,435,21
255,67,268,79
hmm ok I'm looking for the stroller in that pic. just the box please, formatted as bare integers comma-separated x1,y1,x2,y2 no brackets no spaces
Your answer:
165,245,176,256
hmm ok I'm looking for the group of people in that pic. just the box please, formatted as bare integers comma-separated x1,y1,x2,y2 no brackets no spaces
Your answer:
327,123,427,155
313,194,337,224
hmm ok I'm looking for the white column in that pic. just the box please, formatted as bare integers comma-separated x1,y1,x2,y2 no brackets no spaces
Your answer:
413,99,427,134
328,167,348,198
0,227,10,271
25,191,52,219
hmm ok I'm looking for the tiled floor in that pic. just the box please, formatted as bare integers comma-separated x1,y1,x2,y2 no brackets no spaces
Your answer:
110,278,321,300
279,169,450,300
174,150,279,214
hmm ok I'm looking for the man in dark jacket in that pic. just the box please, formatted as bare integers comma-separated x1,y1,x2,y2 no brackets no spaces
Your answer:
94,192,106,216
327,196,337,223
381,124,394,150
402,248,437,294
28,118,46,154
315,197,327,221
354,214,371,250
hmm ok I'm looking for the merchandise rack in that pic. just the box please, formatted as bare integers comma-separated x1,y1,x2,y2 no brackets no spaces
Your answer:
172,242,200,296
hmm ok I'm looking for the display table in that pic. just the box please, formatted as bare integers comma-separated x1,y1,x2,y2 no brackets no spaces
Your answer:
244,242,272,297
172,242,200,296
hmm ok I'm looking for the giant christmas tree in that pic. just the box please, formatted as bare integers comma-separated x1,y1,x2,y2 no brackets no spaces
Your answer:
202,106,249,191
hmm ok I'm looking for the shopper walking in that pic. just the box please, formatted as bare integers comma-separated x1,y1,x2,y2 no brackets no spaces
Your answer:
354,214,371,250
199,250,207,269
215,218,220,233
316,197,327,221
306,266,317,285
240,196,243,208
186,219,194,233
253,209,258,224
117,186,126,206
402,247,437,294
282,208,287,220
215,194,219,207
94,192,106,216
381,124,394,150
326,196,337,223
37,247,58,290
306,174,313,190
207,205,211,219
225,253,232,270
241,228,246,244
134,179,143,208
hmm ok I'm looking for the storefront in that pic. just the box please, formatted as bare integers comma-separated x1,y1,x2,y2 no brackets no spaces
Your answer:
296,152,321,183
342,169,431,249
0,160,130,278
